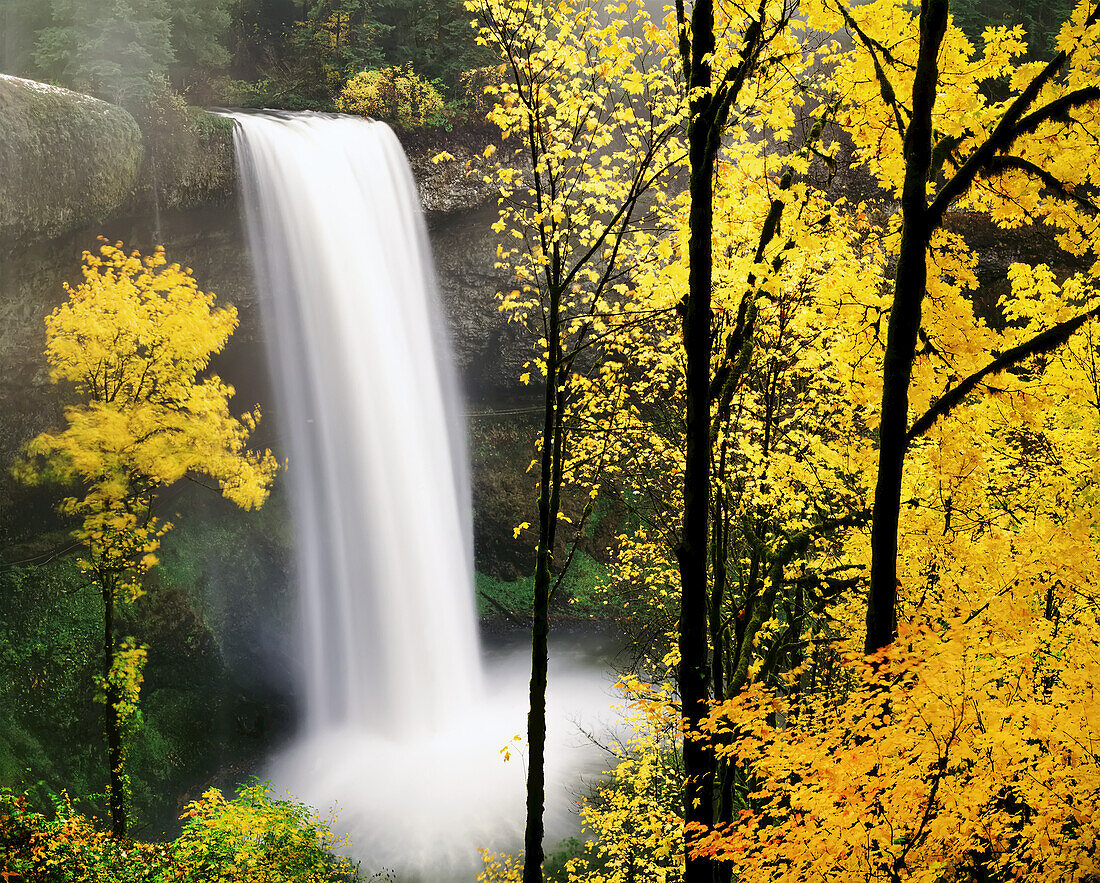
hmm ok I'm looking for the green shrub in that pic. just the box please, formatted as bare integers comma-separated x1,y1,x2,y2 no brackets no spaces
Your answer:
171,781,357,882
0,782,359,883
336,65,446,129
458,64,507,117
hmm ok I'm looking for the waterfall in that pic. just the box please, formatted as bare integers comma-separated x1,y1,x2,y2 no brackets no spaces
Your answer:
228,110,617,881
230,110,481,733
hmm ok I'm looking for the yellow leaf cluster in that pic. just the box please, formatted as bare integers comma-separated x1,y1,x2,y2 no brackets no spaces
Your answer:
16,242,278,598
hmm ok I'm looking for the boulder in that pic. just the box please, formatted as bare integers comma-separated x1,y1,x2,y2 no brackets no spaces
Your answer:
0,75,143,244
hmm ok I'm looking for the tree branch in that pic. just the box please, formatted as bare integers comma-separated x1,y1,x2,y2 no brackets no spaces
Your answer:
907,303,1100,444
925,0,1100,228
985,155,1100,215
1012,86,1100,140
833,0,908,137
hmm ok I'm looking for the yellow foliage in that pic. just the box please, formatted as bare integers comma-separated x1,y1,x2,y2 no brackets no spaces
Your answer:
336,65,445,129
803,0,1100,264
95,637,147,734
13,241,279,833
469,0,1100,878
16,241,278,600
563,678,685,883
694,595,1100,881
0,782,355,882
173,782,356,883
468,0,686,349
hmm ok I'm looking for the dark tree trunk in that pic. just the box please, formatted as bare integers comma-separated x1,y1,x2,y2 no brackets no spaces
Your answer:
709,485,726,703
865,0,948,655
865,0,1100,652
523,284,563,883
676,1,772,878
677,0,719,876
102,574,126,839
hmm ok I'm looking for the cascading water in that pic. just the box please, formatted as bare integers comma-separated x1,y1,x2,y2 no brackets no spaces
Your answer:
229,111,618,880
231,111,480,735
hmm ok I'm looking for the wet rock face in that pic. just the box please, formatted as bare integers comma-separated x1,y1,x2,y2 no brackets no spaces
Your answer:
429,202,533,405
0,76,523,403
410,143,504,214
0,75,143,245
0,76,241,249
137,104,237,216
399,120,512,215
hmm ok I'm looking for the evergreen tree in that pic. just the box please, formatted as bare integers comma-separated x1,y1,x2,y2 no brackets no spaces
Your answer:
33,0,176,104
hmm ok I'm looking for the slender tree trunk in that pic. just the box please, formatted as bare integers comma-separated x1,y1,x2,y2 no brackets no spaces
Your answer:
102,574,125,839
523,285,563,883
865,0,948,654
709,489,726,703
678,0,719,873
710,477,736,883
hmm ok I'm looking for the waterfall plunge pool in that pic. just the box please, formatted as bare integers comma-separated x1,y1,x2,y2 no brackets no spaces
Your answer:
267,631,629,882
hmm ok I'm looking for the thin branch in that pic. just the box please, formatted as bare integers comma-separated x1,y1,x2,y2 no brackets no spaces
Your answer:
833,0,908,137
907,303,1100,444
675,0,691,84
985,155,1100,215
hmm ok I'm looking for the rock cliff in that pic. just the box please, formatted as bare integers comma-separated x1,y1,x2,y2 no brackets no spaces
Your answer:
0,75,143,244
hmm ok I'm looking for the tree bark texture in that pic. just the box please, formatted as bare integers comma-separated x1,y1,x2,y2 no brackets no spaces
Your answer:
103,574,126,839
865,0,948,654
523,284,563,883
678,0,719,877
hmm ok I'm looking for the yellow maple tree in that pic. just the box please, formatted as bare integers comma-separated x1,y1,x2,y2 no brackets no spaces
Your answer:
473,0,1100,878
15,241,278,839
466,0,684,876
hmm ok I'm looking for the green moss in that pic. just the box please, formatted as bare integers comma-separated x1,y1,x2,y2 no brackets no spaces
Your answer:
0,75,143,244
0,720,50,786
0,556,103,800
475,570,533,617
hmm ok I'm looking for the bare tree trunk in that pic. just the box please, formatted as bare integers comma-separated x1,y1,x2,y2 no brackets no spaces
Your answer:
865,0,948,654
102,573,126,839
523,285,564,883
677,0,719,872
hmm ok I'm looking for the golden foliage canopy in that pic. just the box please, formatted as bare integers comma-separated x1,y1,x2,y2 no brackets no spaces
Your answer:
16,241,278,595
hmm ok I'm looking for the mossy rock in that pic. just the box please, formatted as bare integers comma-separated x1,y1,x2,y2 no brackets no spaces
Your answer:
0,75,143,245
131,87,236,214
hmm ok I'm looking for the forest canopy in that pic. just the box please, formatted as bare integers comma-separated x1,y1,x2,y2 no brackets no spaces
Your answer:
0,0,490,113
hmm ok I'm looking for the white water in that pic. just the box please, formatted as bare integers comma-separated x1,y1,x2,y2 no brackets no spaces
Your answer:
232,111,479,733
230,112,619,879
